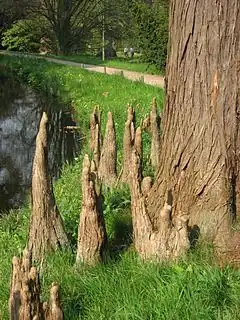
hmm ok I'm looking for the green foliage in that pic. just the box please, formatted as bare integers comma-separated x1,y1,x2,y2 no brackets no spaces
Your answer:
89,0,135,54
0,55,161,317
133,1,169,72
0,208,29,319
2,18,49,52
54,158,83,246
0,53,162,240
102,186,131,240
2,228,240,320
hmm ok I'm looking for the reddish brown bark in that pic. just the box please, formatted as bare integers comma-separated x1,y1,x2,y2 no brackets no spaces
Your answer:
147,1,240,254
76,154,107,265
28,113,69,261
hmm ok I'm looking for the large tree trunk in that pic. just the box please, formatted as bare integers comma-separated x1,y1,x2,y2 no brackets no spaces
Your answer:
147,1,240,253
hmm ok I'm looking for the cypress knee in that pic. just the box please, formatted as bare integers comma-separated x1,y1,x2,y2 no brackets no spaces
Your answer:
121,106,136,183
76,154,107,265
9,249,64,319
28,112,69,261
90,106,101,152
98,112,117,186
128,126,190,260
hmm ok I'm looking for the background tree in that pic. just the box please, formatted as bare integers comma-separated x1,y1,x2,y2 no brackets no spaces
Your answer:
87,0,136,57
144,0,240,257
132,0,169,71
32,0,101,54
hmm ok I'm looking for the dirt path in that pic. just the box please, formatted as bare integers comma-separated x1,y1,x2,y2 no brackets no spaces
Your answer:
0,52,165,88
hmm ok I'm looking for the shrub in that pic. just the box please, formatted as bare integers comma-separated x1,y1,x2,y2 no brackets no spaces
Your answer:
1,18,52,53
133,1,169,72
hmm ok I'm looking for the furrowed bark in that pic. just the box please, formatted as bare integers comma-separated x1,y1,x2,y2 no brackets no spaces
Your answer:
28,112,69,261
150,98,161,170
129,128,190,260
146,1,240,256
121,106,136,183
76,154,107,265
90,106,101,152
98,112,117,186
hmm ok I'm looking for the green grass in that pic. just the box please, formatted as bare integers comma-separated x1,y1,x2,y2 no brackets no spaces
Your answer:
0,208,30,319
41,249,240,320
49,53,162,75
0,55,240,319
1,212,240,320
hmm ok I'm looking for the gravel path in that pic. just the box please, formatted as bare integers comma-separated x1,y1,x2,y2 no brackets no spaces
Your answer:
0,51,165,88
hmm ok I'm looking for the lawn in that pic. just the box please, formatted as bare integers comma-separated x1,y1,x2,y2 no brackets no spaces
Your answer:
0,55,240,319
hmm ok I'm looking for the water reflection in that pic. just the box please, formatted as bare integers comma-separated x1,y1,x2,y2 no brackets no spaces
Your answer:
0,73,80,211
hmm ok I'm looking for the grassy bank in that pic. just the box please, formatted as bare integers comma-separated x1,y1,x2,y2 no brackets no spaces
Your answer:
0,55,240,319
0,55,162,134
49,53,162,75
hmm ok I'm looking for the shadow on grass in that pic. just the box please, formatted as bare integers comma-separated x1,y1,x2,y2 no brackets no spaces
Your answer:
107,213,133,261
62,295,83,320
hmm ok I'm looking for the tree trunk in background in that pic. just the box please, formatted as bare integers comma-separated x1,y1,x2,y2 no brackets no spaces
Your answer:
147,1,240,253
28,113,69,261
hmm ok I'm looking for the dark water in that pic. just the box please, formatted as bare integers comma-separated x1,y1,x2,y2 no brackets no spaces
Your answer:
0,73,80,211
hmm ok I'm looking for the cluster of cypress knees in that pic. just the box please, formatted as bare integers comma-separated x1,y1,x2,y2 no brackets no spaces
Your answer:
9,98,190,319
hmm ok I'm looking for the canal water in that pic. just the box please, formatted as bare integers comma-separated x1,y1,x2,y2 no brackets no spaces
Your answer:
0,72,80,211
